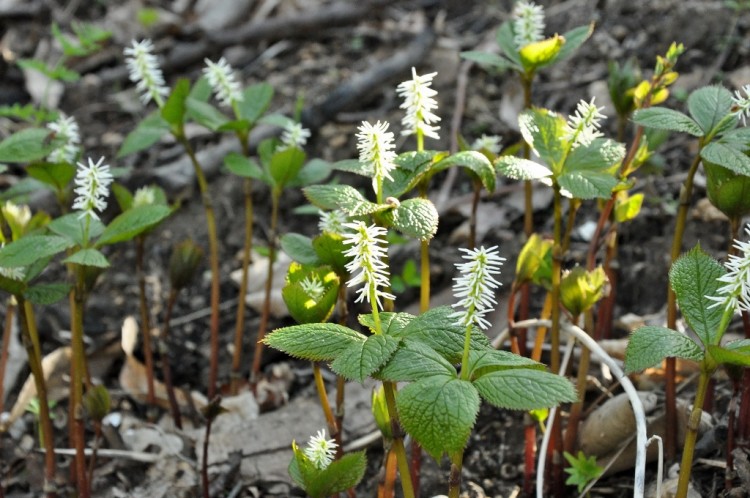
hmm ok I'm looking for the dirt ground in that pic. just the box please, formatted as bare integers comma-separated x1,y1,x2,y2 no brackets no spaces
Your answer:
2,0,750,496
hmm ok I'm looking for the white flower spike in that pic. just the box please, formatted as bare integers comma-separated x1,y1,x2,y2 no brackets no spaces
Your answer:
356,120,397,199
563,97,606,148
707,226,750,314
450,246,505,330
300,274,326,301
281,122,311,149
732,84,750,126
318,210,348,235
342,221,395,310
472,134,503,155
303,429,337,470
72,157,113,220
203,57,244,108
124,39,169,106
513,1,546,49
47,114,80,164
396,67,441,141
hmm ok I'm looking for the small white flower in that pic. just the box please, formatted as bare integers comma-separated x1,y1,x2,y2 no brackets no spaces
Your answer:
450,246,505,330
356,121,397,197
203,57,244,108
513,1,546,49
72,157,113,220
707,226,750,314
342,221,395,310
732,85,750,126
396,67,441,140
2,201,31,229
300,274,326,301
132,186,156,208
318,210,348,235
563,98,606,148
47,114,80,164
472,134,503,155
303,429,337,469
124,39,169,106
280,122,311,149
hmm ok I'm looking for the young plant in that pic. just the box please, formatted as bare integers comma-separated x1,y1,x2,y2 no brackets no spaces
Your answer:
563,451,604,496
625,239,750,498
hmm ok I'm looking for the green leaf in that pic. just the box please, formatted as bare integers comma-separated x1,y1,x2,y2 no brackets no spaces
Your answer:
669,246,726,345
270,147,306,189
63,248,110,268
358,312,415,335
0,128,58,163
377,340,456,382
331,334,400,382
0,274,26,294
705,161,750,218
391,306,491,363
224,152,266,179
24,283,70,305
473,368,577,410
26,162,76,191
615,193,644,223
237,83,274,124
303,185,382,215
0,235,72,268
701,142,750,176
383,150,443,199
564,451,603,493
96,205,171,246
551,24,594,64
687,85,734,136
625,326,704,373
312,233,349,275
383,198,438,241
466,349,543,379
161,78,190,127
515,233,553,286
495,21,523,67
460,51,515,71
117,112,170,158
433,150,496,192
263,323,366,361
707,344,750,367
17,58,79,82
280,233,320,265
186,97,228,131
566,138,626,172
519,108,567,172
632,108,703,137
495,156,552,180
282,264,339,324
289,448,366,498
557,170,618,199
331,159,372,177
397,376,480,459
48,213,104,246
290,159,332,188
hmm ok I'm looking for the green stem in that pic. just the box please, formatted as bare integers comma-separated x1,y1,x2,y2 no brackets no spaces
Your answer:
382,381,415,498
448,452,463,498
178,135,221,398
251,188,281,380
675,368,712,498
460,323,473,381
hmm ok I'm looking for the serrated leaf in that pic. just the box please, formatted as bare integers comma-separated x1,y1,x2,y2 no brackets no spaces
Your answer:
117,112,170,158
557,170,618,199
0,235,73,268
391,306,491,363
282,265,339,324
550,24,593,64
383,198,438,241
467,349,543,379
161,79,190,127
383,150,443,199
566,138,626,172
495,156,552,180
397,376,480,459
280,233,320,265
701,142,750,176
331,334,400,382
237,83,274,124
24,283,70,305
433,150,496,192
519,108,567,172
224,152,265,180
496,21,522,67
48,213,104,246
26,162,76,191
473,368,577,410
263,323,366,361
716,127,750,148
460,51,515,71
358,312,415,335
377,340,456,382
63,248,110,268
687,85,733,136
669,246,726,345
96,205,171,247
186,97,228,131
332,159,373,177
624,326,704,373
289,449,366,498
0,128,58,163
303,185,382,215
632,108,703,137
707,344,750,367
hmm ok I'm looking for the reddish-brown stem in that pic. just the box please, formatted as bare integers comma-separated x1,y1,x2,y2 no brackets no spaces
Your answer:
0,299,14,414
135,236,156,405
335,281,349,457
594,230,618,341
726,380,740,490
201,413,214,498
70,277,90,498
468,179,481,249
737,310,750,441
523,412,536,496
564,312,591,455
379,446,398,498
160,289,182,429
86,423,102,487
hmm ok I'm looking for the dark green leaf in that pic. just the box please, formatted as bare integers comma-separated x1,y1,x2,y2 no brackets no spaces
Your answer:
377,340,456,382
495,21,522,67
632,108,703,137
186,97,228,131
624,326,704,373
382,150,443,199
26,162,76,191
289,449,366,498
701,142,750,176
224,152,266,180
495,156,552,180
63,248,110,268
383,198,439,241
290,159,332,188
557,170,618,199
117,112,170,158
48,213,104,246
467,349,543,379
358,312,415,335
161,79,190,127
0,235,72,268
550,24,594,64
312,233,349,275
96,205,171,246
270,147,306,189
519,108,567,172
331,159,372,177
707,344,750,367
303,185,383,215
0,128,59,163
687,85,733,136
331,334,400,382
237,83,274,124
280,233,320,265
473,368,577,410
433,151,496,192
263,323,366,361
24,283,70,305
